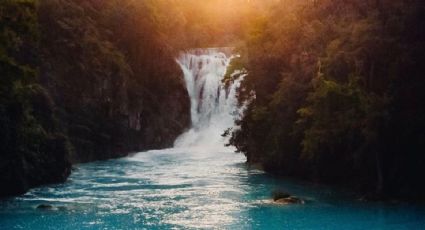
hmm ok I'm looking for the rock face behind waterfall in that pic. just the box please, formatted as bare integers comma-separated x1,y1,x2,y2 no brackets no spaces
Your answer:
57,53,191,163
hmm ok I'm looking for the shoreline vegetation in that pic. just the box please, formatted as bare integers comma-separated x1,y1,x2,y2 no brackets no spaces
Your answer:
1,0,425,202
228,0,425,201
0,0,191,197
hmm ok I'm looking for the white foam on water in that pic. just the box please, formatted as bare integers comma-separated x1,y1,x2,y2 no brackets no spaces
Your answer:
174,48,246,151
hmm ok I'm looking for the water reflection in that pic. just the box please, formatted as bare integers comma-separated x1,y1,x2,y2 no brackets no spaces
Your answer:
0,148,425,229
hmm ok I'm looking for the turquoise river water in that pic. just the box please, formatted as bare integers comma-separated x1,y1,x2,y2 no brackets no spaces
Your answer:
1,147,425,229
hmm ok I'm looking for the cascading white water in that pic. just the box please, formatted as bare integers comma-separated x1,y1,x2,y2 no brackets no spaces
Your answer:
174,48,246,150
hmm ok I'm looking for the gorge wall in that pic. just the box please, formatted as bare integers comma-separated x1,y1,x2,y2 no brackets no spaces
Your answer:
0,0,190,197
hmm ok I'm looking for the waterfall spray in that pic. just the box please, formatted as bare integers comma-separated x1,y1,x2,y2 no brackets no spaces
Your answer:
174,48,246,150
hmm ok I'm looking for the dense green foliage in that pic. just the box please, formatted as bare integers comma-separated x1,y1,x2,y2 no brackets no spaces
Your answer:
147,0,255,49
229,0,425,199
2,0,425,200
0,0,194,196
0,0,71,196
37,0,190,162
0,0,255,197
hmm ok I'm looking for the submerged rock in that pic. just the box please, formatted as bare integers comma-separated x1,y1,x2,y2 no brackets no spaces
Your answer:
275,196,305,205
36,204,68,211
36,204,54,210
272,190,291,201
272,190,305,205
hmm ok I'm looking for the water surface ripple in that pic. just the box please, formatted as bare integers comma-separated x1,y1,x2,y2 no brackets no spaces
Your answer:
1,148,425,229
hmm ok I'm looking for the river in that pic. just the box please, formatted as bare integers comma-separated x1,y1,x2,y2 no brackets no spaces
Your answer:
1,148,425,229
1,49,424,229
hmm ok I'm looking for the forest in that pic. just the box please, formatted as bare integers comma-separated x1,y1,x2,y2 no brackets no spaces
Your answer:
1,0,425,203
0,0,194,196
228,0,425,200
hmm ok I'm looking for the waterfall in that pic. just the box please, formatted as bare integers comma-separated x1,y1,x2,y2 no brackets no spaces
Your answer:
174,48,246,150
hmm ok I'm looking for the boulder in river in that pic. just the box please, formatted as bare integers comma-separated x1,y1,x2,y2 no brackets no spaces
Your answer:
36,204,68,211
272,190,291,201
36,204,54,210
275,196,305,205
272,189,305,204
